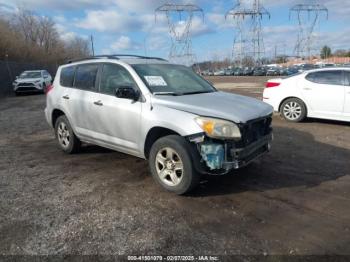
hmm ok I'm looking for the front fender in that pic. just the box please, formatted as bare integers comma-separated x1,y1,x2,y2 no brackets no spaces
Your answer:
139,104,203,155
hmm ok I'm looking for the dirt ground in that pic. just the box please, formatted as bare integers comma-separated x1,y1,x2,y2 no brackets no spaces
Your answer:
0,76,350,257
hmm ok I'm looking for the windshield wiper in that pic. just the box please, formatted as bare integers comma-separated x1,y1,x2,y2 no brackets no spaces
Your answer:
153,92,183,96
182,90,215,95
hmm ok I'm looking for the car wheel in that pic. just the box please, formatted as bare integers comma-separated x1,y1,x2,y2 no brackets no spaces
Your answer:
281,98,307,122
149,135,200,195
55,115,81,154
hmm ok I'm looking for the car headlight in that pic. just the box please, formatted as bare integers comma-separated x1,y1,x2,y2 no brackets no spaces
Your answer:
195,117,241,140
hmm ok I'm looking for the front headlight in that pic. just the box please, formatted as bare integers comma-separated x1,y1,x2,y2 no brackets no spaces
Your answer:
195,117,241,140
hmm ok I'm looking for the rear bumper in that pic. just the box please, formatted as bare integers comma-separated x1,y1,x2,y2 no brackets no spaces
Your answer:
262,92,281,112
44,107,52,128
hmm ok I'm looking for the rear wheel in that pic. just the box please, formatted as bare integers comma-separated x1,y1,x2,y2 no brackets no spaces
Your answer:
55,115,81,154
281,98,307,122
149,135,200,195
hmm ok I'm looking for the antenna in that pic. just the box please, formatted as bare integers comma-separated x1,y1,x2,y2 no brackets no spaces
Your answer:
226,0,270,67
290,0,328,60
155,2,204,66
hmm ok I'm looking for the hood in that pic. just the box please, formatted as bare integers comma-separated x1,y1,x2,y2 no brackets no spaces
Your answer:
15,78,42,83
152,91,273,123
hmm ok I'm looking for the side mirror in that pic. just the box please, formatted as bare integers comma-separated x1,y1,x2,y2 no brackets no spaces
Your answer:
115,86,140,101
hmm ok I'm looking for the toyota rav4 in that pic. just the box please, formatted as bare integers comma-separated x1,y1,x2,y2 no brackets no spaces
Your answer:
14,70,52,95
45,55,273,194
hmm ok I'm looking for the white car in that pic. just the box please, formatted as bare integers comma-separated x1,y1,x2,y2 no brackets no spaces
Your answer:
263,68,350,122
13,70,52,95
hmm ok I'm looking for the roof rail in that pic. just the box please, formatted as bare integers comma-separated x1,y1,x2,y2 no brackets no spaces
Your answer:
67,54,167,64
110,54,168,61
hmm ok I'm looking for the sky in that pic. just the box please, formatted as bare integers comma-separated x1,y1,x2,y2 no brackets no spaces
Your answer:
0,0,349,61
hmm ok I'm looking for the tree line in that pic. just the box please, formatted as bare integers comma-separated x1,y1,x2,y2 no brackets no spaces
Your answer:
0,8,91,66
321,46,350,59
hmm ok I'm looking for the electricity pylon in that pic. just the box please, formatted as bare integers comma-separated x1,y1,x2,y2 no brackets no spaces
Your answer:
155,2,204,66
226,0,270,67
290,1,328,60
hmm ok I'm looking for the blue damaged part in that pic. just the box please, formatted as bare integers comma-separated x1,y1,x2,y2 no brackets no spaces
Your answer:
200,143,225,170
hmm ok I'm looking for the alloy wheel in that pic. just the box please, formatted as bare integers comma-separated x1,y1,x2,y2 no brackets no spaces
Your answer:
57,122,70,149
283,101,302,121
155,147,184,187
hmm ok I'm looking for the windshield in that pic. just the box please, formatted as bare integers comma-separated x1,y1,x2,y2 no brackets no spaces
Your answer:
132,64,216,95
19,72,41,79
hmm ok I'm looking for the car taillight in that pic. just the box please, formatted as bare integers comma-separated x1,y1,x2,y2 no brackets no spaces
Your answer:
265,82,280,88
45,84,54,94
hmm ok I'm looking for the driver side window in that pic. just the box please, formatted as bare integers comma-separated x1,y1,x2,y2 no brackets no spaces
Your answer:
100,63,136,95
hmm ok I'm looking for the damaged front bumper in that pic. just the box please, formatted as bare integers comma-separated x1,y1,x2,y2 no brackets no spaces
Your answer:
187,115,273,175
188,132,273,175
223,134,272,171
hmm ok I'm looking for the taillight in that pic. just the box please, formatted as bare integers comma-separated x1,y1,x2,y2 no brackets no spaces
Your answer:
45,84,54,94
265,82,280,88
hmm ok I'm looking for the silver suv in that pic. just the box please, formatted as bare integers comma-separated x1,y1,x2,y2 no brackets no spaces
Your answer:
45,55,273,194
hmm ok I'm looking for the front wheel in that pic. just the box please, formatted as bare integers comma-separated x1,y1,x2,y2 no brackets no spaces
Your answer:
149,135,200,195
281,98,307,122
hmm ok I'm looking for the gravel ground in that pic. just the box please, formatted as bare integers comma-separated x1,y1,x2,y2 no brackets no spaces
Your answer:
0,77,350,257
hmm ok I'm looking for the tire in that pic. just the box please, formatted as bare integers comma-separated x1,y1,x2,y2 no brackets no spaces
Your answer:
149,135,200,195
281,98,307,122
54,115,81,154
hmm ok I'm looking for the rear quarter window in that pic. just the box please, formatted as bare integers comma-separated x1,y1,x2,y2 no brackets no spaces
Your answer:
60,66,76,87
305,71,343,86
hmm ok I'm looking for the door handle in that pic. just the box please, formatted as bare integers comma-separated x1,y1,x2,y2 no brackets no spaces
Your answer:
93,100,103,106
303,88,312,90
62,95,70,100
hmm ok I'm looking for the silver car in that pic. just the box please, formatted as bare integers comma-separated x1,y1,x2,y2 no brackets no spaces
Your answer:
45,55,273,194
13,70,52,95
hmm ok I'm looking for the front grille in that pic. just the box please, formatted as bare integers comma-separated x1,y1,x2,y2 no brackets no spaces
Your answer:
18,82,36,87
240,116,272,146
16,86,39,92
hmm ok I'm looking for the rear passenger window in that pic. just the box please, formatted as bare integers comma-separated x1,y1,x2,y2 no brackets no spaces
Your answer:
305,71,343,86
60,66,76,87
99,64,136,95
74,64,99,91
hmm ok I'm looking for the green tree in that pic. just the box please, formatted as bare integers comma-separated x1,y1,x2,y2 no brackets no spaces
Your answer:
320,45,332,59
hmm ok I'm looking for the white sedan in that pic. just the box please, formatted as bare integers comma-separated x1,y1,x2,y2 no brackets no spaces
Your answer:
263,68,350,122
